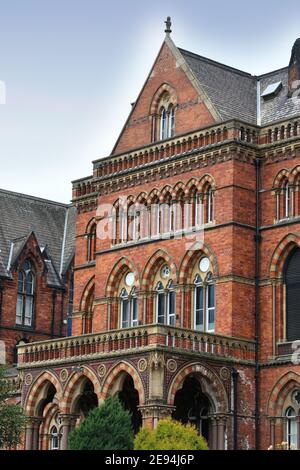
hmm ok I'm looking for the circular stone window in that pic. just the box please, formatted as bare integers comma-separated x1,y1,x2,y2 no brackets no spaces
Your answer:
199,257,210,273
125,272,135,287
161,265,171,279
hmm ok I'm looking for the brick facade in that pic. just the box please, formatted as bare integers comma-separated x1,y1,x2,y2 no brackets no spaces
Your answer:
18,24,300,450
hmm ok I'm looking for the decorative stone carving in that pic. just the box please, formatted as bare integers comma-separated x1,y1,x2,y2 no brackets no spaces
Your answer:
220,367,231,381
137,358,147,373
97,364,106,378
166,358,177,373
24,373,33,386
60,368,69,382
149,351,165,370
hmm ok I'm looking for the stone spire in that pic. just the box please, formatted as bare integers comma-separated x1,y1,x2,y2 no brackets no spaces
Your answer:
164,16,172,36
288,38,300,97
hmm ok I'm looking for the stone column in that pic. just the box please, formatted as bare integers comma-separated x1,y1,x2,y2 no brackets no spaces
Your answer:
59,414,78,450
270,418,276,450
25,417,43,450
216,415,227,450
210,417,218,450
139,401,176,429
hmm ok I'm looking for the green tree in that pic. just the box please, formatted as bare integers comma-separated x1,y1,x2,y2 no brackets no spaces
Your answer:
68,395,134,450
134,417,208,450
0,366,27,449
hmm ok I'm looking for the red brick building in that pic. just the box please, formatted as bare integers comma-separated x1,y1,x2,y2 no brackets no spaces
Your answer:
18,20,300,450
0,189,76,367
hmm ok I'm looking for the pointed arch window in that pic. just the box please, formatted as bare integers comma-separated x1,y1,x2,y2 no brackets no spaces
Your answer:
207,187,214,223
284,180,291,219
155,280,176,326
16,259,35,327
169,106,175,137
286,407,298,450
206,273,216,332
87,223,97,261
195,193,203,227
120,287,138,328
159,106,175,140
160,107,168,140
194,274,204,330
50,426,60,450
193,272,215,332
284,248,300,341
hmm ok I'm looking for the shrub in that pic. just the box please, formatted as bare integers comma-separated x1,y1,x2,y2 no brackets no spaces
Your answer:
68,395,134,450
134,417,208,450
0,366,26,449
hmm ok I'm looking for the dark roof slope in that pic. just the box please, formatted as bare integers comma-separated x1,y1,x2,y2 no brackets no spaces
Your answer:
179,48,258,124
0,189,76,280
259,67,300,125
179,47,300,126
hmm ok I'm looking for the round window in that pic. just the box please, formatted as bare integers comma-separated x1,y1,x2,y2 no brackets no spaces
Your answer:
199,257,210,273
125,272,135,287
161,265,171,279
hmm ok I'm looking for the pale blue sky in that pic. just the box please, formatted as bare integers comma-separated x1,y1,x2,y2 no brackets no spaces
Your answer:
0,0,300,202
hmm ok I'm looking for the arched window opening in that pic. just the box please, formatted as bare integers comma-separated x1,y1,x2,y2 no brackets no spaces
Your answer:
206,273,215,332
194,274,204,331
150,196,160,237
50,426,60,450
82,284,94,335
172,376,214,446
284,180,291,219
87,223,97,261
207,187,214,223
193,271,215,333
155,280,176,326
118,374,142,434
16,259,35,327
286,407,298,450
160,107,168,140
120,287,138,329
195,192,203,228
159,105,175,140
169,106,175,137
284,248,300,341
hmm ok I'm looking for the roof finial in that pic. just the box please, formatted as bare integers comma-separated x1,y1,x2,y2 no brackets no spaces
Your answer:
164,16,172,35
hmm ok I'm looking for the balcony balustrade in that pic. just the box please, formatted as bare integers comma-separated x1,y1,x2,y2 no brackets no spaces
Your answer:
17,324,256,367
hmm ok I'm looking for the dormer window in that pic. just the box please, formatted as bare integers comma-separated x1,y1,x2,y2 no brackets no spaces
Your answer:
16,259,35,327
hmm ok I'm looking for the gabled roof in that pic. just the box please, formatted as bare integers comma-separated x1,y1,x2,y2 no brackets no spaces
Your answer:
110,34,300,154
0,188,76,281
179,48,258,124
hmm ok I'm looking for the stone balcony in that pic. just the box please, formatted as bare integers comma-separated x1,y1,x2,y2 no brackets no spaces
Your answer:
17,324,256,368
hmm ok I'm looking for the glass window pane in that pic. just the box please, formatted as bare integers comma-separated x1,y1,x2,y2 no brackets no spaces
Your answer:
132,297,138,326
207,284,215,308
157,293,165,323
26,273,34,294
24,297,33,326
121,299,129,328
195,286,204,330
168,291,176,325
18,272,24,293
16,295,23,324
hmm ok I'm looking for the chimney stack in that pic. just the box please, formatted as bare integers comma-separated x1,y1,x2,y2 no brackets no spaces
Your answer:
288,38,300,97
